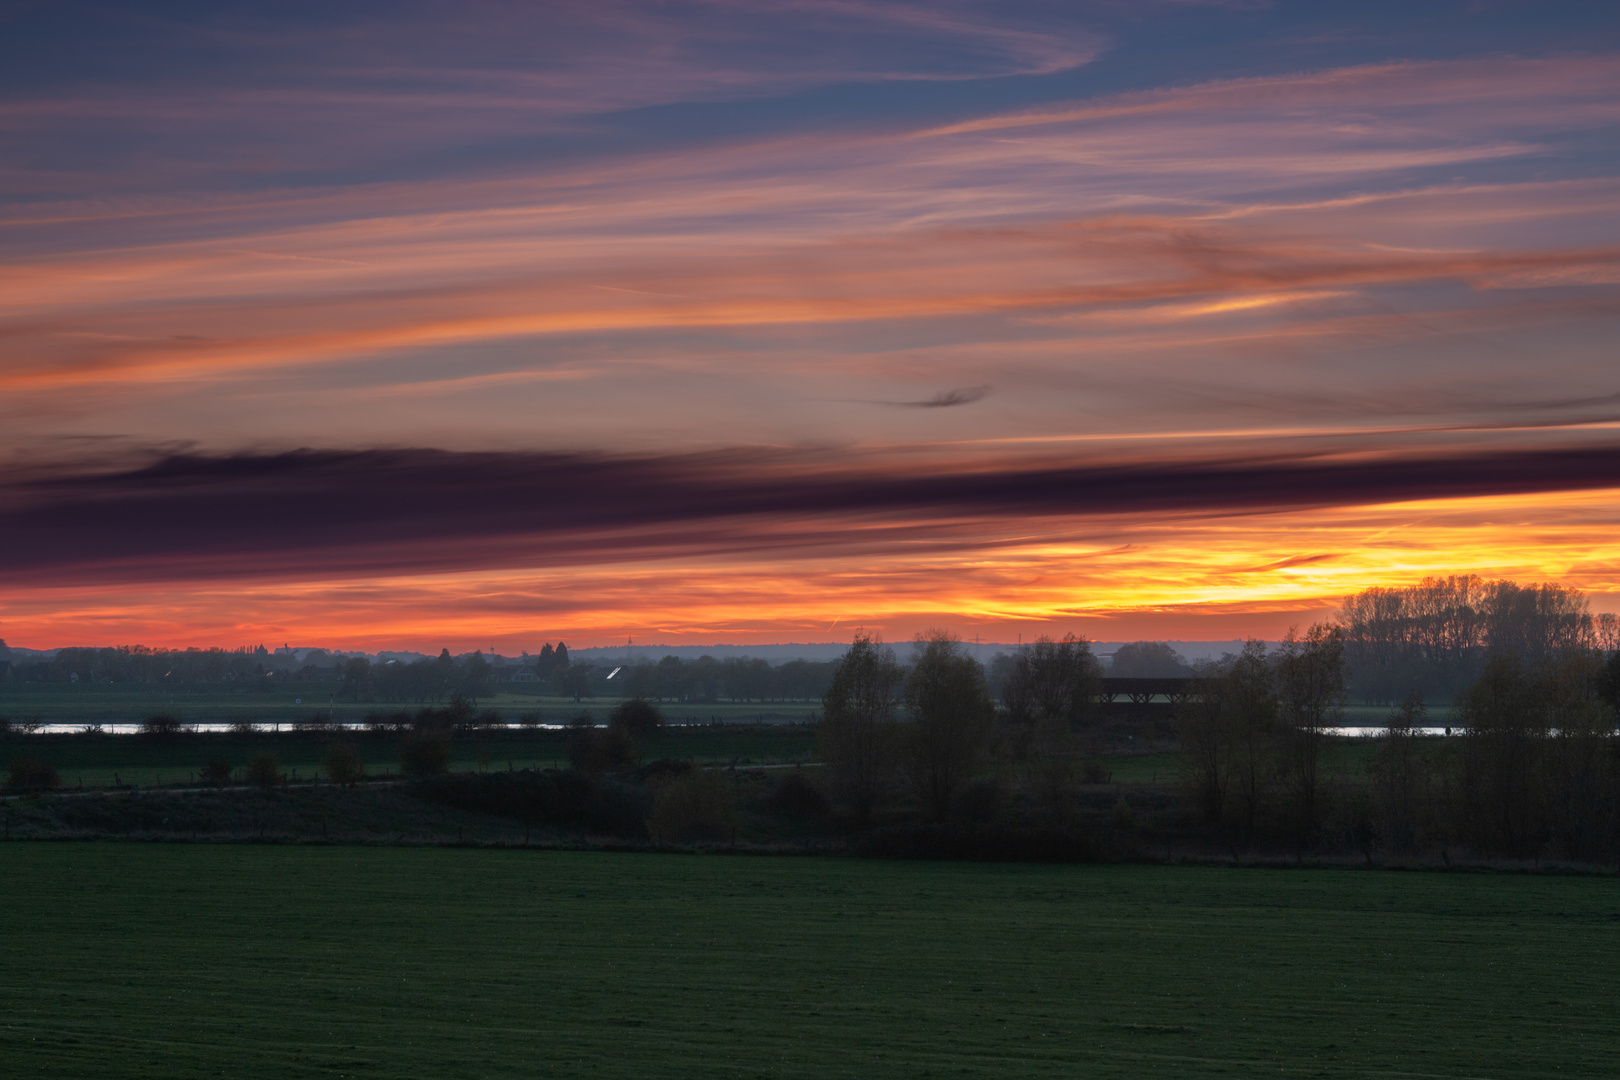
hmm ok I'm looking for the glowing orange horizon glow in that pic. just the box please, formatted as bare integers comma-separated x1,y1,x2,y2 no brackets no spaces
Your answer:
3,488,1616,653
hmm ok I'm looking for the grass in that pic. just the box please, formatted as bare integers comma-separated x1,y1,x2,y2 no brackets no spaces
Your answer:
1,846,1616,1078
0,684,821,726
2,727,821,791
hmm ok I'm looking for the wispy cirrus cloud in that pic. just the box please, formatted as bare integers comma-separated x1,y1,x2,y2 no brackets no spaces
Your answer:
4,6,1620,646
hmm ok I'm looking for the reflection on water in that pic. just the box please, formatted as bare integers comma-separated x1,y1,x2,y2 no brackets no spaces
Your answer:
23,721,1458,737
28,721,576,735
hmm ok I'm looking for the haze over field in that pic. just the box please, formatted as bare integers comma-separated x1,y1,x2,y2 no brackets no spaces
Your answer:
3,2,1619,652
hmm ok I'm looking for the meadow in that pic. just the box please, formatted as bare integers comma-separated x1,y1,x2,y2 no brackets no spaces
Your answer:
0,725,820,791
0,845,1615,1078
0,683,821,728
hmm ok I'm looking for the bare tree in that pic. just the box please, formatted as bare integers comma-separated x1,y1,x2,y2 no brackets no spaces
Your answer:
1276,623,1346,842
819,633,903,826
1373,691,1427,851
1178,660,1230,822
1226,640,1278,837
1001,634,1102,725
904,632,993,822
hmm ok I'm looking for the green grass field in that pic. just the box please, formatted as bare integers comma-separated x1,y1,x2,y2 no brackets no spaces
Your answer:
1,845,1615,1078
0,684,821,727
2,727,821,791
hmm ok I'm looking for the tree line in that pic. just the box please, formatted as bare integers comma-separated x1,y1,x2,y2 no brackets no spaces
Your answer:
1341,575,1620,704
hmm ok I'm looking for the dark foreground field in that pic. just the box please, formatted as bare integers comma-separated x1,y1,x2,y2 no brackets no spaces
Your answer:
2,846,1616,1078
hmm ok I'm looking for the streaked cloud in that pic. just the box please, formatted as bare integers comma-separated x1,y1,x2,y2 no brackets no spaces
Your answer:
2,4,1618,646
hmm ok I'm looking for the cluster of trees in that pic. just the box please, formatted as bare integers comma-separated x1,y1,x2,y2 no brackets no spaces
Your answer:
1341,576,1620,703
608,655,837,703
1,644,311,685
1179,627,1348,841
819,632,1102,826
340,650,498,704
1371,651,1620,859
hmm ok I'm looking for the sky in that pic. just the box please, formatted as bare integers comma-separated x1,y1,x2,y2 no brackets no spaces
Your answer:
2,0,1620,652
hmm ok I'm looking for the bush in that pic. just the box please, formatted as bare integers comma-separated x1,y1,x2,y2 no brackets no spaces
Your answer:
765,768,830,821
569,723,637,775
648,769,738,845
228,719,256,736
325,741,366,786
200,758,233,787
400,730,452,778
1081,760,1112,784
141,713,182,737
5,757,60,793
246,753,281,789
517,711,544,728
637,758,693,785
609,698,663,738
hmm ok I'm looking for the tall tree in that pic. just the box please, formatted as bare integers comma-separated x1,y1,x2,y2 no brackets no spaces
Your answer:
819,633,903,826
1275,624,1346,842
904,632,994,822
1109,641,1189,677
1001,634,1101,725
1226,640,1278,837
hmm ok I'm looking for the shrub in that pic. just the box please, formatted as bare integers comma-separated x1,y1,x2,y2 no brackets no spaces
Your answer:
141,713,182,737
647,769,738,845
200,758,233,787
765,768,830,821
609,698,663,738
517,711,544,728
228,719,257,736
400,730,452,778
5,757,60,793
568,723,637,775
1081,760,1112,784
325,741,366,787
246,753,281,789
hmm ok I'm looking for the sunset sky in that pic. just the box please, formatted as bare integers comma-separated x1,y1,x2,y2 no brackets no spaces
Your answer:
3,1,1620,652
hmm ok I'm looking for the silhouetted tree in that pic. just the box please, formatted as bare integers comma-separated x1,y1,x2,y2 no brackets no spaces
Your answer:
609,698,663,738
1275,623,1345,842
1000,635,1101,726
904,632,993,822
1372,691,1427,851
246,753,281,789
201,758,233,788
1109,641,1190,677
5,757,59,793
1455,654,1541,854
1177,660,1231,822
819,633,903,826
324,741,366,787
1226,640,1278,836
338,657,371,701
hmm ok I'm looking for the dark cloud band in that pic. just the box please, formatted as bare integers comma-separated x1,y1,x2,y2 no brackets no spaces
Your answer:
2,441,1618,584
